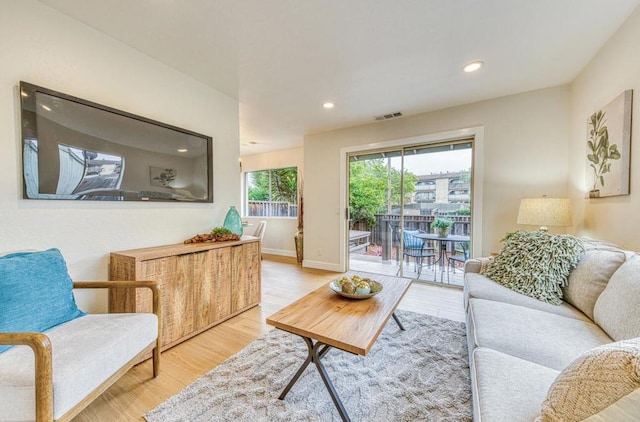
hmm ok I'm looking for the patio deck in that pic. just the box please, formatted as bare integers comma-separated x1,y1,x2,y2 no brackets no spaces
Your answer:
349,252,464,288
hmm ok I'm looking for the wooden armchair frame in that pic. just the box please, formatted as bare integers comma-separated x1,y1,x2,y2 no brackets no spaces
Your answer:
0,280,161,422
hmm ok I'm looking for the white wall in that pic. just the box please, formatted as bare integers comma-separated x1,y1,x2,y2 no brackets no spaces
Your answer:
0,1,240,311
240,147,303,256
304,86,571,270
569,6,640,251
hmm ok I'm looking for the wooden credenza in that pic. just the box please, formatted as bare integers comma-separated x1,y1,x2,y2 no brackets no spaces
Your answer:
109,237,261,351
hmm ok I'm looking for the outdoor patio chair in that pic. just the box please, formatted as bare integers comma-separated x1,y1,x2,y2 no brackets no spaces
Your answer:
448,240,469,274
396,229,435,278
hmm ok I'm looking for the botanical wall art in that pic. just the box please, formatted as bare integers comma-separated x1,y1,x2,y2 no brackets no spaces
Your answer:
150,167,177,188
586,90,632,198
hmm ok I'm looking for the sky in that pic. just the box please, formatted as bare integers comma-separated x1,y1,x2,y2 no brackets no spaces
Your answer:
390,149,472,176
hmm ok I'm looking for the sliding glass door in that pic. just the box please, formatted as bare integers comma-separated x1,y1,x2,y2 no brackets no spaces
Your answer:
347,139,473,287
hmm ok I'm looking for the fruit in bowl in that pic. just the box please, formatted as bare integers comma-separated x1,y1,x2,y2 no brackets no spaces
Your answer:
341,280,356,294
355,281,371,295
332,276,382,299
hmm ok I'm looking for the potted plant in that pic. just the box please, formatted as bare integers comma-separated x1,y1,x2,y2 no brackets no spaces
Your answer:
432,217,453,238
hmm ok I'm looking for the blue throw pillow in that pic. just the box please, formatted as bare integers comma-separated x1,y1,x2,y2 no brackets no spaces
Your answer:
0,248,85,353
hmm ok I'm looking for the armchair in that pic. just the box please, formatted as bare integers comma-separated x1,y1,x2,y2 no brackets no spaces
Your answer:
0,249,161,422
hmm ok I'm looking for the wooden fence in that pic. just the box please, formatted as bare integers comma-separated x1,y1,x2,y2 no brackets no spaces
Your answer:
247,200,298,217
350,214,471,260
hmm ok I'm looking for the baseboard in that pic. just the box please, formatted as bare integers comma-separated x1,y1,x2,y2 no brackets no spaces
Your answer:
261,252,343,273
262,248,296,257
262,254,298,264
302,260,343,272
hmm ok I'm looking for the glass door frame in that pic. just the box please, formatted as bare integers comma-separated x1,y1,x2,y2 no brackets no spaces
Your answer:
340,126,484,274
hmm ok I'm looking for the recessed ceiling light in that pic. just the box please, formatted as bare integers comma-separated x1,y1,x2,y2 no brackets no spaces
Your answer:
323,102,335,109
177,148,188,152
463,61,484,73
41,104,51,111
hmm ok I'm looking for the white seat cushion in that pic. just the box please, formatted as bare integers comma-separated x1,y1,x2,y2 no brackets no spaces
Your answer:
0,313,157,421
464,273,589,321
471,347,559,422
467,298,612,370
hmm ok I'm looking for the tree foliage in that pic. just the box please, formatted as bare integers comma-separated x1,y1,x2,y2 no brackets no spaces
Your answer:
349,159,417,227
248,168,297,203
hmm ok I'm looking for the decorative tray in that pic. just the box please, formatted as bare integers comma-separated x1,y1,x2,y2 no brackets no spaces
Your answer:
329,276,383,299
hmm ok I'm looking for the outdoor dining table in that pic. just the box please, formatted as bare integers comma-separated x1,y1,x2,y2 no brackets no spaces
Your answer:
413,233,470,282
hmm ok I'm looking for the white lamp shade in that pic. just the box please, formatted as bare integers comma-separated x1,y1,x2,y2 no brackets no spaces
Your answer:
517,197,572,228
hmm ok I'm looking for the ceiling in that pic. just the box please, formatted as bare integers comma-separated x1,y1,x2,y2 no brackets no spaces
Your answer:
38,0,640,156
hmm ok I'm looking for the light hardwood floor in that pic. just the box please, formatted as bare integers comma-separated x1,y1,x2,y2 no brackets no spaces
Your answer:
72,255,464,421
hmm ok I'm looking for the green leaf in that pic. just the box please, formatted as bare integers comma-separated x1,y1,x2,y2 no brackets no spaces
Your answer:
609,144,621,160
587,154,599,164
600,175,605,186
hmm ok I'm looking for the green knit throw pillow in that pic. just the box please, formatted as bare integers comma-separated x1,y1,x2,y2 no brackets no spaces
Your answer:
484,231,584,305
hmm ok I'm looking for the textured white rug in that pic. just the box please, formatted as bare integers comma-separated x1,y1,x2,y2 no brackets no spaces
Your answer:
145,310,471,422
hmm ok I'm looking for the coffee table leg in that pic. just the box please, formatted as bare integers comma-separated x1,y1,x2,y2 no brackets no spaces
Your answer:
392,312,405,331
278,335,351,422
278,339,313,400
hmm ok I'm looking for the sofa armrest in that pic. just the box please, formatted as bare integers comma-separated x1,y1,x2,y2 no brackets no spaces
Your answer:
73,280,162,376
464,257,495,275
464,258,483,274
0,332,53,422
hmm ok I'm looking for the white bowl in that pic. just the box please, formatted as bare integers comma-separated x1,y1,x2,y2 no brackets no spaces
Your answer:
329,278,383,299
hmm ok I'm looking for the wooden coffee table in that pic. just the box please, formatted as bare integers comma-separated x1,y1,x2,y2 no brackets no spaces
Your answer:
266,274,412,422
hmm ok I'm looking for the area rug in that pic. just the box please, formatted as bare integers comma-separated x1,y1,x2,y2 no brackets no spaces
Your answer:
145,310,471,422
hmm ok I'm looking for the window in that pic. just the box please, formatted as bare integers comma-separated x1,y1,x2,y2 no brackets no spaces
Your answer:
245,167,298,217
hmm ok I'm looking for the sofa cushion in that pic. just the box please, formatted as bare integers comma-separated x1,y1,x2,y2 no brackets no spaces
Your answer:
467,298,612,371
562,242,627,320
482,231,584,305
0,313,158,421
0,249,85,354
583,389,640,421
471,347,560,422
464,273,589,321
538,337,640,422
593,254,640,341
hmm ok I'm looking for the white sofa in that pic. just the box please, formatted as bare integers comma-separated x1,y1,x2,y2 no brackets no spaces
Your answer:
0,250,161,422
464,239,640,421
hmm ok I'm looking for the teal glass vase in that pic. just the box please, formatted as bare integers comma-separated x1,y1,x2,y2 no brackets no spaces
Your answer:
223,206,242,235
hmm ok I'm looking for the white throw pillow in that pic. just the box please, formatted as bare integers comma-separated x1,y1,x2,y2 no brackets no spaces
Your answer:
537,338,640,422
